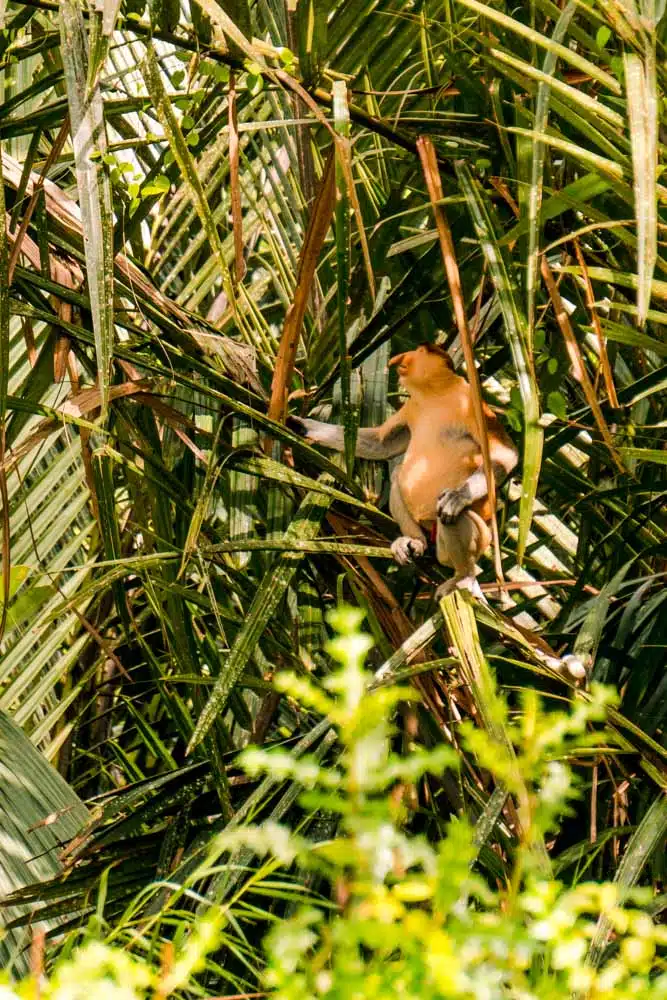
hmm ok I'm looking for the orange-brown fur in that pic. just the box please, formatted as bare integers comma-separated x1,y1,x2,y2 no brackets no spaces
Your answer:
290,343,517,591
383,345,514,534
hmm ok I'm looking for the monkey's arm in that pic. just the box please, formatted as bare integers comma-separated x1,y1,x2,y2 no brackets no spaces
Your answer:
287,407,410,460
437,410,518,523
388,465,427,565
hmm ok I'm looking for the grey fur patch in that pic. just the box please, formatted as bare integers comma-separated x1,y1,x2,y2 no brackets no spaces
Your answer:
357,423,409,460
385,423,410,446
439,426,477,446
491,460,509,482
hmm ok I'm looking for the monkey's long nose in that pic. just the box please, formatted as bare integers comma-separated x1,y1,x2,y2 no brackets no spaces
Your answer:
389,353,410,376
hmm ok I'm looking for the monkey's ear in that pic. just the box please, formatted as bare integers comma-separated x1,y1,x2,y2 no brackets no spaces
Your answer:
388,352,406,367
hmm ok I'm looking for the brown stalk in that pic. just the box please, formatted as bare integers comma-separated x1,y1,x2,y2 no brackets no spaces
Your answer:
155,941,175,1000
228,71,246,284
486,179,624,470
417,137,504,588
53,333,71,383
334,92,376,302
540,257,625,473
67,347,80,391
267,150,335,428
80,423,98,524
22,315,37,367
6,170,82,382
327,513,481,818
270,69,377,304
7,117,70,283
572,237,619,408
338,144,376,301
489,175,519,220
51,258,76,381
58,379,153,416
482,577,601,596
470,260,488,342
30,928,45,998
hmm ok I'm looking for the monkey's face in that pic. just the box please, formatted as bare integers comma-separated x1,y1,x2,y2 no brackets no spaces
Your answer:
389,344,454,391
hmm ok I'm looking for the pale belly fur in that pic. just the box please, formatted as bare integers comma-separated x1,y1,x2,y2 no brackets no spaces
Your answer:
398,443,479,524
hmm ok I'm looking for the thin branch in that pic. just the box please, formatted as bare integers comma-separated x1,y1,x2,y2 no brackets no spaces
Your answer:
572,237,619,408
9,0,456,172
417,137,505,589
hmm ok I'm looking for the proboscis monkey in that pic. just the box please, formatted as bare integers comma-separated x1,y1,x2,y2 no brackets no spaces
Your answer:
288,343,518,600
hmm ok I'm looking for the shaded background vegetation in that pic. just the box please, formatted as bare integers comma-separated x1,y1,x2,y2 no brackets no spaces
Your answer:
0,0,665,991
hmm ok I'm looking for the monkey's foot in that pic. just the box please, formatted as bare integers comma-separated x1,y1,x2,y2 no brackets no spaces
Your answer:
436,575,487,603
391,536,427,566
543,653,588,682
436,485,473,524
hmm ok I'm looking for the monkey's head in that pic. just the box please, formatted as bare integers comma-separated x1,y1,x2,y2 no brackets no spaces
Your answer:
389,343,455,391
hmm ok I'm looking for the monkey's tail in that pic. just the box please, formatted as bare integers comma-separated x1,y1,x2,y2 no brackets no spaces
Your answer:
464,508,492,556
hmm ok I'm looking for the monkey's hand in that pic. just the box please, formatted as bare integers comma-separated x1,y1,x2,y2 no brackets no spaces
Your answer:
390,535,427,566
286,415,311,438
437,484,473,524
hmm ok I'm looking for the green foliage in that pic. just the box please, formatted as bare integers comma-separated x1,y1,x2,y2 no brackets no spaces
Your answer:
4,609,667,998
244,609,667,999
0,0,666,988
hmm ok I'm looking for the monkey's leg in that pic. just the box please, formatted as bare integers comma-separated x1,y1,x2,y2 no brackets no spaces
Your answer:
435,511,491,601
389,468,427,566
